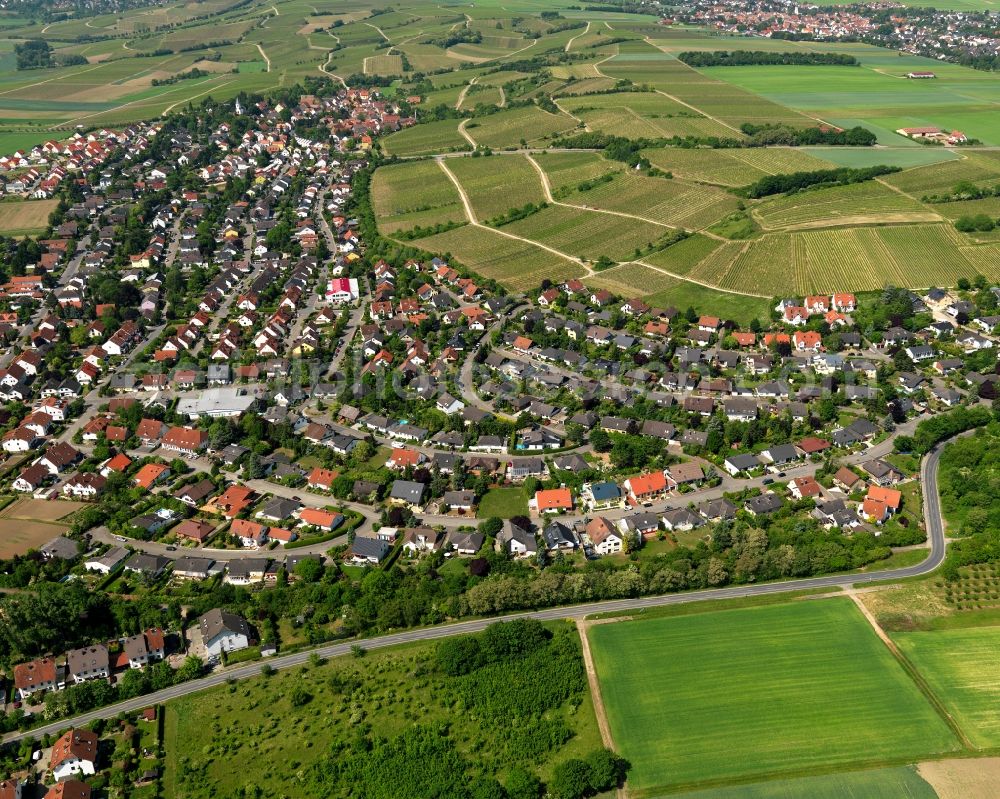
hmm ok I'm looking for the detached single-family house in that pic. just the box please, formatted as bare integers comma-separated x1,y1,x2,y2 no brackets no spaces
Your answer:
199,608,251,659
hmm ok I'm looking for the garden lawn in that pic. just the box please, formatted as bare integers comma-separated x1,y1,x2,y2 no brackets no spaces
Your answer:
589,598,960,795
895,626,1000,749
476,487,528,519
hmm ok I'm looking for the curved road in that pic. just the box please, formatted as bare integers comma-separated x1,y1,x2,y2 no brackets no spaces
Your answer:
1,443,951,745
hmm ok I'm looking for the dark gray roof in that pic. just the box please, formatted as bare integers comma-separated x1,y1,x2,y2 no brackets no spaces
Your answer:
199,608,250,641
390,480,425,504
350,536,390,561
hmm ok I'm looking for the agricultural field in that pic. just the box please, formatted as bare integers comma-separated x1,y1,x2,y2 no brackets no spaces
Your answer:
463,105,578,149
566,171,740,230
380,119,467,157
640,233,727,276
0,199,57,235
806,146,960,170
599,45,813,131
750,180,938,231
363,54,404,76
895,625,1000,749
584,262,683,299
558,91,736,140
0,496,85,558
698,60,1000,147
589,599,961,794
695,224,997,295
412,223,585,289
535,151,626,193
883,152,1000,197
643,147,834,187
668,766,939,799
503,204,670,262
446,154,546,220
370,160,465,234
457,84,503,110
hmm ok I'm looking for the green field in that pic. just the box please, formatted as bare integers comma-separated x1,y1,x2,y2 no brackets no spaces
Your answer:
381,119,467,156
589,599,960,794
564,171,740,230
447,154,546,220
464,105,578,149
895,626,1000,749
699,60,1000,146
413,223,585,289
476,487,529,518
667,766,939,799
643,146,835,187
370,160,466,233
535,150,626,192
751,180,936,231
559,90,735,140
504,203,669,261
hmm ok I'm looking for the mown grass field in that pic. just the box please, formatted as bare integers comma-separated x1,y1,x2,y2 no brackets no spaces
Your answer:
476,487,528,518
0,198,57,235
589,599,960,794
895,626,1000,749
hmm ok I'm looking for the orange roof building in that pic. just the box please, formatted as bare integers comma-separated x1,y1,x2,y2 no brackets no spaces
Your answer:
133,463,169,489
867,484,902,511
533,488,573,513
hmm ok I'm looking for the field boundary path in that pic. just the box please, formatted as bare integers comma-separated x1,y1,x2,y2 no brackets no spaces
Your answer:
521,154,769,297
576,619,627,799
436,157,594,273
850,592,973,750
0,436,957,746
457,118,476,147
256,43,271,72
565,21,591,52
455,76,478,109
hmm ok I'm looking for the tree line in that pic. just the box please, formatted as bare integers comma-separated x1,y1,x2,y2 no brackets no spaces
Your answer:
743,164,901,198
678,50,859,67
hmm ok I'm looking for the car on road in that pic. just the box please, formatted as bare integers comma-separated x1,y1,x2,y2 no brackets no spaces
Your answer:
114,535,128,542
166,545,176,551
762,477,774,485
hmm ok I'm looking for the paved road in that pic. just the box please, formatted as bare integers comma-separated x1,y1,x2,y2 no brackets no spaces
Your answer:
1,439,953,745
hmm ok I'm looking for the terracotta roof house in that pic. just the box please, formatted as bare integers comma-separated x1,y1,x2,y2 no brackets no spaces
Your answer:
172,519,215,543
50,728,98,780
13,656,60,700
532,488,573,513
161,426,208,454
133,463,170,490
